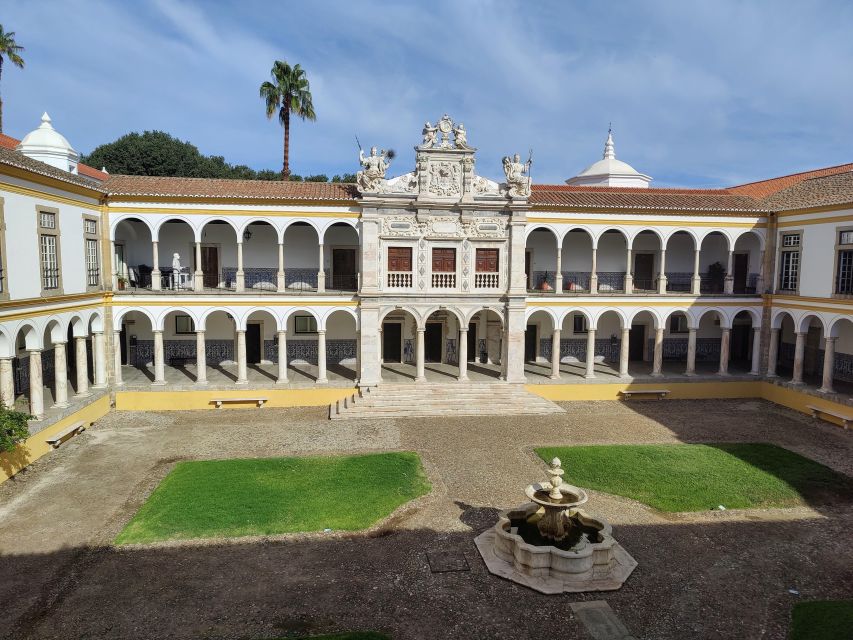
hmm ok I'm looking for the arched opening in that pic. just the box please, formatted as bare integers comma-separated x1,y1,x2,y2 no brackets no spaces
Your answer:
699,232,730,294
283,309,323,382
660,310,692,374
420,308,465,380
283,222,321,291
773,312,797,380
112,218,153,290
627,310,659,373
631,231,662,292
155,219,196,291
696,309,728,375
594,310,625,377
595,230,628,293
324,222,359,292
732,231,762,294
729,310,759,373
664,231,697,293
561,229,594,293
158,309,202,383
12,324,42,417
557,310,595,378
116,310,156,384
323,309,358,382
466,309,504,380
378,309,419,381
198,220,238,290
826,318,853,395
240,221,279,292
525,227,559,292
779,314,826,386
523,310,556,379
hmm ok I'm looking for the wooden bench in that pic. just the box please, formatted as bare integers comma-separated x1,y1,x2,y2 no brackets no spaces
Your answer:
212,397,268,409
806,405,852,429
619,389,670,401
45,421,87,449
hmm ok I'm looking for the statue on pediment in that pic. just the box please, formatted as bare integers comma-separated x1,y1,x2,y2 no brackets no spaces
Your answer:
502,152,532,198
357,146,392,193
453,122,470,149
420,122,437,148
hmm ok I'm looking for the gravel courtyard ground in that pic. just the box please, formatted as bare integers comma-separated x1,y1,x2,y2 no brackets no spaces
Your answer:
0,398,851,640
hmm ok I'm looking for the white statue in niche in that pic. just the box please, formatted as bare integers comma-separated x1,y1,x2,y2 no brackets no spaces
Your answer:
420,121,437,148
171,253,187,289
172,253,183,272
502,153,532,198
357,146,392,193
453,122,470,149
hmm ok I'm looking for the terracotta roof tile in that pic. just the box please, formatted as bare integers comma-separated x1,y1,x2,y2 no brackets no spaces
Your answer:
0,133,18,150
531,184,764,212
728,163,853,198
0,146,105,192
0,132,108,181
761,171,853,211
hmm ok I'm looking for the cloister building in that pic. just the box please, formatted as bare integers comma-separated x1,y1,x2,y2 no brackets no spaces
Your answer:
0,111,851,467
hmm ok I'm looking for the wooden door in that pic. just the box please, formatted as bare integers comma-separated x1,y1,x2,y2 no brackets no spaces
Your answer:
525,325,537,362
467,322,477,362
633,254,654,289
476,248,498,272
733,253,749,293
387,247,412,272
382,323,402,362
200,246,219,288
425,323,442,362
525,251,532,289
246,323,261,364
432,248,456,272
332,248,357,290
629,324,646,361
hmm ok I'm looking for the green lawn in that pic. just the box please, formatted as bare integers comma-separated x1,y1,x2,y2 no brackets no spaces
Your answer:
116,452,430,544
535,443,853,512
791,601,853,640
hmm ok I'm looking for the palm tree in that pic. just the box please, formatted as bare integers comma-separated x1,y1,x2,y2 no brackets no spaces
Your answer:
260,60,316,179
0,25,25,134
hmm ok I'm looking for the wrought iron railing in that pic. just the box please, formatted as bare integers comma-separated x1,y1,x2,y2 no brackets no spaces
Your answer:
665,272,693,293
632,277,656,292
596,271,625,293
330,273,358,291
561,271,591,293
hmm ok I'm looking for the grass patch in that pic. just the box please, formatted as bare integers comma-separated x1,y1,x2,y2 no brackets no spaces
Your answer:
535,443,853,512
117,452,430,544
791,601,853,640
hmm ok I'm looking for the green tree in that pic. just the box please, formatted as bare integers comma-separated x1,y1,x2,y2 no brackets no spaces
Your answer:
0,406,31,453
259,60,316,179
331,173,357,183
0,25,25,134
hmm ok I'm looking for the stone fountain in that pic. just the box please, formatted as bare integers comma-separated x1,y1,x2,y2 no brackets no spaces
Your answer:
474,458,637,594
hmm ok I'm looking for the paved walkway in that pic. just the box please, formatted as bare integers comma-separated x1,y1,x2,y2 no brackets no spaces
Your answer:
0,399,851,639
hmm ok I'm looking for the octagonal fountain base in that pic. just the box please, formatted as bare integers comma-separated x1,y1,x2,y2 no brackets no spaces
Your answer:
475,502,638,594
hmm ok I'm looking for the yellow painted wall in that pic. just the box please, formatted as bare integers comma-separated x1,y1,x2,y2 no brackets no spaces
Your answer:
759,383,851,428
526,381,764,402
114,387,356,411
0,395,111,483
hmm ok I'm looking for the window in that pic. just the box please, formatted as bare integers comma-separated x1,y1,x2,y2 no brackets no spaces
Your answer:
83,215,100,288
40,212,56,229
836,230,853,295
475,248,499,272
37,208,61,293
84,219,97,234
387,247,412,272
670,315,689,334
573,315,588,334
294,315,318,334
431,247,456,272
175,315,195,334
778,232,800,292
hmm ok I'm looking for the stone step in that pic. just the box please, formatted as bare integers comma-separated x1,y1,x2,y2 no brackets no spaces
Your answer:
331,406,563,420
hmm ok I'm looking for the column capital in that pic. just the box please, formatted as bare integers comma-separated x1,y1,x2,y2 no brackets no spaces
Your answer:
195,329,206,335
52,340,68,346
236,329,246,334
27,348,42,354
459,327,469,334
317,329,326,335
825,336,838,344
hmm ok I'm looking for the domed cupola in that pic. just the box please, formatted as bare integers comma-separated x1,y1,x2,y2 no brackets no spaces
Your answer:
16,112,79,174
566,128,651,188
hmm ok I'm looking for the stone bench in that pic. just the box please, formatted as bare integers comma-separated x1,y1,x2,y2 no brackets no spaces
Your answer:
45,421,87,449
212,397,268,409
169,356,195,367
806,405,852,429
619,389,670,400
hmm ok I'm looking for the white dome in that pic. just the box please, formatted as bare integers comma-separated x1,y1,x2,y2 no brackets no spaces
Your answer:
16,112,79,174
566,131,651,188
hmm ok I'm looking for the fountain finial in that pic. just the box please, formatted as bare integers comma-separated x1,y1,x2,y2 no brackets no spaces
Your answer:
547,457,565,500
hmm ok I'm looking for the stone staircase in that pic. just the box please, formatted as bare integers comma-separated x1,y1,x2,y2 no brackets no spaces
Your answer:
329,381,565,420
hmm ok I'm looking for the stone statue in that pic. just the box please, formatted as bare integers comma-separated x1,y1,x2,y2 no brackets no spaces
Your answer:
502,153,532,198
172,253,183,272
453,122,470,149
356,146,391,193
420,121,437,148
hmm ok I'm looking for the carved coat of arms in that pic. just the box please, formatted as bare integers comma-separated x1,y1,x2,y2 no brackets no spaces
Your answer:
428,161,461,197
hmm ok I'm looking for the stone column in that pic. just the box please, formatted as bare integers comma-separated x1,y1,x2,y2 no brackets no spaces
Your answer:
718,328,731,375
28,349,44,420
235,241,245,292
504,303,528,383
657,249,668,294
584,328,597,379
458,328,469,382
113,331,124,386
724,250,734,294
686,328,697,376
755,250,766,294
0,358,14,409
52,341,69,408
74,336,90,397
550,329,561,379
652,327,664,376
555,245,563,292
277,241,286,292
276,330,288,384
415,328,426,382
195,330,207,385
355,331,361,385
478,311,490,364
749,328,762,375
111,240,119,290
194,241,204,290
92,332,107,388
317,330,328,384
820,336,836,393
619,327,630,378
151,240,161,291
236,330,248,385
317,243,325,292
589,247,598,294
691,249,701,295
624,248,633,294
792,331,806,384
153,330,166,385
767,328,780,377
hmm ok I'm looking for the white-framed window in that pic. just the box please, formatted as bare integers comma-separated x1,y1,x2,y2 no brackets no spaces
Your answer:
836,229,853,295
573,315,588,334
40,212,56,229
778,232,801,292
86,238,100,287
175,315,195,334
84,219,97,235
294,315,318,334
40,234,59,290
670,315,689,334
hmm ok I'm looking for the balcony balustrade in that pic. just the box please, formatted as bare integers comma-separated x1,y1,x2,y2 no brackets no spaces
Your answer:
432,272,456,289
387,271,413,288
474,272,500,289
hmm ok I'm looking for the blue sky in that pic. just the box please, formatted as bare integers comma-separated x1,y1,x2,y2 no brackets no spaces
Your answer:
3,0,852,186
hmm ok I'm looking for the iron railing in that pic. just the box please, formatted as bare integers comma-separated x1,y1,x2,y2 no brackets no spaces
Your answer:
596,271,625,293
665,272,693,293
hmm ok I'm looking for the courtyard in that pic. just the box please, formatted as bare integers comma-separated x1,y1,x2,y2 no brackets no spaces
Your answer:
0,399,851,639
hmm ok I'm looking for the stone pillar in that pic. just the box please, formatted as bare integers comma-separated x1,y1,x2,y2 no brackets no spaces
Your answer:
619,327,630,378
584,328,597,379
235,241,245,292
277,242,286,292
767,328,780,377
151,240,161,291
74,336,90,397
111,240,119,290
652,327,664,376
276,330,288,384
550,329,561,379
504,303,528,383
317,243,325,292
555,245,563,292
236,330,248,384
458,328,469,382
657,249,668,294
415,328,426,382
92,332,107,388
113,331,123,386
478,311,490,364
749,327,761,375
724,250,734,294
355,331,361,385
0,358,14,409
718,328,731,375
195,330,207,385
691,249,701,295
194,241,204,290
820,336,836,393
358,302,381,387
52,341,69,408
28,350,44,420
792,331,806,384
317,330,328,384
756,250,766,294
686,328,697,376
153,330,166,385
624,248,633,294
589,247,598,294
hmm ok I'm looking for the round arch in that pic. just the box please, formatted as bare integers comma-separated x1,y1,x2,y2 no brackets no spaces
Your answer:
664,228,699,250
771,309,796,330
420,305,466,330
14,322,42,351
113,307,156,332
695,307,731,329
523,223,560,243
239,307,283,332
197,217,240,242
627,227,665,249
733,228,766,251
593,308,628,330
110,215,155,241
320,306,359,331
626,308,663,330
797,313,826,334
557,307,594,329
698,229,732,252
282,218,323,236
153,216,197,242
159,307,203,332
525,307,558,326
43,318,67,345
463,306,505,327
828,316,853,339
236,217,284,241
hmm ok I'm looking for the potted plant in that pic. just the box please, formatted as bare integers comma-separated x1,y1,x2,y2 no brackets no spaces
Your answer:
707,261,725,293
538,271,554,292
117,276,128,291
